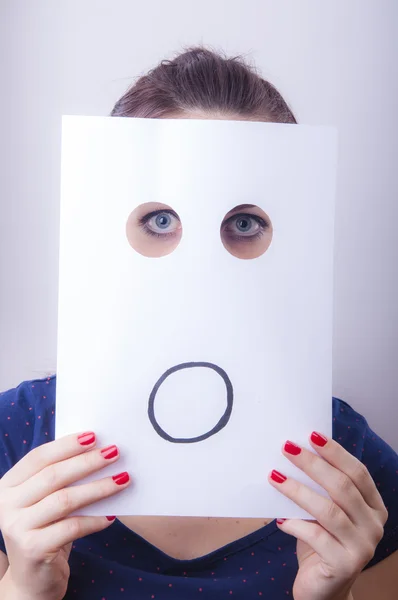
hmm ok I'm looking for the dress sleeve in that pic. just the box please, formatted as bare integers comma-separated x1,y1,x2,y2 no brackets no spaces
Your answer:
333,398,398,570
0,383,29,555
361,421,398,568
0,378,55,555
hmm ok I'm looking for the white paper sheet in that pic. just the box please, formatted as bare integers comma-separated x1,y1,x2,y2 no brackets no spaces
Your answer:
56,115,338,518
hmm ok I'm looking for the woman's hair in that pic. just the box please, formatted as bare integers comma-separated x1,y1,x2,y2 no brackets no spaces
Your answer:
110,46,297,124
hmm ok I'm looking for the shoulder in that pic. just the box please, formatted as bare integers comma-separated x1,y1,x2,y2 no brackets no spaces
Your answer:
0,376,56,476
332,396,398,568
332,396,368,455
332,396,397,468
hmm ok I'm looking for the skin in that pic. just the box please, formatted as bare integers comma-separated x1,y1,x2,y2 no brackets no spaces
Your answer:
126,202,183,258
220,203,273,259
0,111,397,600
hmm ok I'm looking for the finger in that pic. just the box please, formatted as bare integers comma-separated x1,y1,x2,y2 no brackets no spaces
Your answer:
268,470,355,547
309,432,386,515
24,471,131,529
276,518,342,563
282,440,374,528
11,444,120,507
34,515,117,553
0,432,97,488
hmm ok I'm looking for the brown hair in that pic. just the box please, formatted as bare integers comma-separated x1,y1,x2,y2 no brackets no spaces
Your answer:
110,46,297,124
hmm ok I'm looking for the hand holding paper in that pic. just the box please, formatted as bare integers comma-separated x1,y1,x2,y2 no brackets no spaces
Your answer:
269,432,388,600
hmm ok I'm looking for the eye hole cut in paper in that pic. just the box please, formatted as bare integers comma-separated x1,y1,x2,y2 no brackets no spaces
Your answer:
148,362,234,443
126,202,183,258
220,204,273,260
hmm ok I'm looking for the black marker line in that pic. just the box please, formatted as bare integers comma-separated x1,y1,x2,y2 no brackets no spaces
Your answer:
147,362,234,444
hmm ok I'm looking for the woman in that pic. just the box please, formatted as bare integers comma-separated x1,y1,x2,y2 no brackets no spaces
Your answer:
0,47,397,600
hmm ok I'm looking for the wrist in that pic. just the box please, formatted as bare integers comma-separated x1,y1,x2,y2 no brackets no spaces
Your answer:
0,568,58,600
0,570,28,600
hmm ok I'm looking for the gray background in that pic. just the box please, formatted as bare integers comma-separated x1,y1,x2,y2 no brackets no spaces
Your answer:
1,0,397,450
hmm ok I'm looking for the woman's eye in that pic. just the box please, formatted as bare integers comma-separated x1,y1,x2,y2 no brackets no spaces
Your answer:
127,203,183,257
222,213,266,239
220,207,273,260
231,216,260,236
141,211,181,236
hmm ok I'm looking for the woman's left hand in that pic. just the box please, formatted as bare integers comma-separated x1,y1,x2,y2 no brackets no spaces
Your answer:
268,432,388,600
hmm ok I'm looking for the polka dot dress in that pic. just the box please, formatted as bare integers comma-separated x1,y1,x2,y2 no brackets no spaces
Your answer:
0,377,397,599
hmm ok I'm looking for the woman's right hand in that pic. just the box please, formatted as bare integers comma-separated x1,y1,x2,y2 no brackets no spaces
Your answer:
0,431,130,600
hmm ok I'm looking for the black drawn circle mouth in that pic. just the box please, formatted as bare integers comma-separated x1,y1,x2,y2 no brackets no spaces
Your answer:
147,362,234,444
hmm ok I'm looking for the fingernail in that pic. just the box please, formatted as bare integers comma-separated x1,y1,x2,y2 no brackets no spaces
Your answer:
276,518,286,525
271,470,287,483
311,431,328,447
106,516,116,521
101,445,119,460
78,432,96,446
284,440,302,456
112,471,130,485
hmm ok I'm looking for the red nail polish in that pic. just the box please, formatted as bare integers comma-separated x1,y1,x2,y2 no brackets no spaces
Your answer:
106,515,116,521
112,471,130,485
271,470,287,483
78,432,96,446
276,518,286,524
101,445,118,459
311,431,328,447
284,441,302,456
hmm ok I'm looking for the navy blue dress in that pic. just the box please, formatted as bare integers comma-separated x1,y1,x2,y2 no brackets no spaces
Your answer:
0,376,397,599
